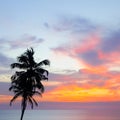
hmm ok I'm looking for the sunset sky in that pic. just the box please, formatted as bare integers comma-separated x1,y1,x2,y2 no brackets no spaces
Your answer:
0,0,120,109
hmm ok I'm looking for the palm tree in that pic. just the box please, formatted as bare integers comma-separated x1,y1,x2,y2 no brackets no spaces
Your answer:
9,48,50,120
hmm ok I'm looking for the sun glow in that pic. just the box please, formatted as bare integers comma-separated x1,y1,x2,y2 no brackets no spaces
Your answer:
40,84,120,102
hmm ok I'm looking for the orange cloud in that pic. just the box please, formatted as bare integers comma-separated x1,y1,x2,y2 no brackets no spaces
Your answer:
80,66,107,75
104,74,120,89
1,80,120,104
41,84,120,102
0,95,12,103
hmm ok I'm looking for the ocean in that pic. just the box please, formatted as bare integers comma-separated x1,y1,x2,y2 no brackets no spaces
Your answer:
0,109,120,120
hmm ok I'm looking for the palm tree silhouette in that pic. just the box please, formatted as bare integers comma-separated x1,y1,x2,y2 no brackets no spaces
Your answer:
9,48,50,120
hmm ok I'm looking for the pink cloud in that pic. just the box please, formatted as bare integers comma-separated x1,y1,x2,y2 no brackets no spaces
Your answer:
52,27,120,69
73,33,100,54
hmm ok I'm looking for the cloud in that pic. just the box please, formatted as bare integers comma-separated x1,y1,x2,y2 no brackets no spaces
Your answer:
0,69,120,103
101,30,120,53
43,83,120,102
52,31,102,67
49,16,120,101
0,34,45,49
0,95,12,104
10,34,44,49
52,19,120,68
0,82,10,95
0,53,14,78
1,69,120,103
0,53,14,67
53,17,97,34
44,22,50,29
42,68,120,102
1,16,120,103
48,69,112,89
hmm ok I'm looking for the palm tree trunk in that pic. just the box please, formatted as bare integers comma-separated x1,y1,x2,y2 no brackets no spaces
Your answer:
20,106,26,120
20,99,26,120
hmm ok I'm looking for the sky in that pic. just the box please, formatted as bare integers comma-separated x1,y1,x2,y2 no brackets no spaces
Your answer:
0,0,120,109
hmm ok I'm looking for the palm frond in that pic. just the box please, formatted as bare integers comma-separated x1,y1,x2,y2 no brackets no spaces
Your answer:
35,68,49,76
17,55,28,64
36,82,44,93
28,97,33,109
42,75,48,80
36,59,50,67
34,91,42,96
11,63,28,69
25,48,34,56
31,97,38,106
9,85,20,91
9,86,14,91
10,91,22,106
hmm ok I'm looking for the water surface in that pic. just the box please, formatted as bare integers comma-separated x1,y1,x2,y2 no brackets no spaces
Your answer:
0,110,120,120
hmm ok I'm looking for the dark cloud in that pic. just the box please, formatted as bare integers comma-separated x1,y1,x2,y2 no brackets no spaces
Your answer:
49,73,70,82
49,70,106,88
53,17,97,34
0,34,45,49
48,69,120,91
44,22,50,29
101,30,120,53
0,82,10,95
0,53,13,77
10,35,44,49
0,38,9,50
0,69,11,75
0,38,7,44
80,50,104,66
0,53,14,67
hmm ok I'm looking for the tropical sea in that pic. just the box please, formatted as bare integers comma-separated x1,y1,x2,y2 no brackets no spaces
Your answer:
0,109,120,120
1,102,120,120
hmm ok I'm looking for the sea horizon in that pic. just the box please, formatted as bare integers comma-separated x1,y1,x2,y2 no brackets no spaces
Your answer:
1,101,120,110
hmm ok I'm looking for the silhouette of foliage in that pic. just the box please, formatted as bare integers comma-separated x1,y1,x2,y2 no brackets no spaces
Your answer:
9,48,50,120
